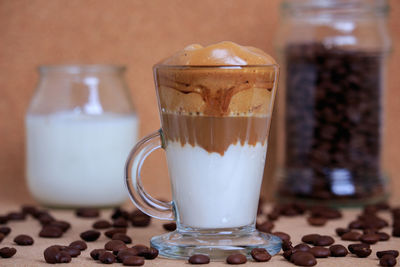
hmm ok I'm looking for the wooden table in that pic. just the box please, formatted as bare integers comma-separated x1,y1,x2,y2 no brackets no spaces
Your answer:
0,202,399,266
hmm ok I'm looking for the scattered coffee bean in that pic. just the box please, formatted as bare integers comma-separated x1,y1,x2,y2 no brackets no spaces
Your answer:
268,211,280,221
377,250,399,258
123,255,145,266
392,226,400,237
348,220,364,229
341,231,362,241
112,233,132,244
335,228,350,236
105,240,126,251
291,251,317,266
293,243,311,253
21,205,37,215
117,248,140,262
48,221,70,232
309,247,330,258
360,233,380,244
69,240,87,251
38,213,55,225
314,235,334,246
226,253,247,264
256,221,274,233
44,245,70,263
282,240,293,251
93,220,112,229
283,249,293,261
307,217,327,226
56,251,72,263
14,234,34,246
63,247,81,257
7,212,26,221
111,207,130,220
272,231,291,242
132,245,150,256
39,225,63,238
163,222,176,231
113,217,128,228
0,216,8,225
105,228,127,238
0,233,4,243
0,226,11,237
75,208,99,218
80,230,100,242
188,254,210,264
380,255,397,266
348,243,370,254
130,209,151,227
251,248,271,262
90,248,107,260
302,234,320,245
0,247,16,258
329,244,348,257
377,232,390,241
143,247,159,260
99,251,116,264
352,246,372,258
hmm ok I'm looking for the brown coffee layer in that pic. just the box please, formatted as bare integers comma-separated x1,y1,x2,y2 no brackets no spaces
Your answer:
156,66,276,116
162,113,270,155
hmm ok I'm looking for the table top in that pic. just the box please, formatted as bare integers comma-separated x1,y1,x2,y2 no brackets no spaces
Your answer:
0,202,399,267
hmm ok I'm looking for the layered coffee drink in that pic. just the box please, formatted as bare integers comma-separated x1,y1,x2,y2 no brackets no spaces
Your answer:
154,42,278,229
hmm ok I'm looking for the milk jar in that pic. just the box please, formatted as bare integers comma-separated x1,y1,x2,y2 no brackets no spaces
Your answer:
25,65,139,207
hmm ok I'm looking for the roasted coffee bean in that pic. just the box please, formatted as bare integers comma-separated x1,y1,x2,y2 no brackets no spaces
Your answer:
39,225,63,238
99,251,116,264
0,233,4,243
348,243,370,254
93,220,112,229
0,215,8,224
360,233,380,244
307,217,327,226
352,246,372,258
123,255,145,266
69,240,87,251
143,247,158,260
105,240,126,251
14,234,34,246
188,254,210,264
80,230,100,242
226,253,247,264
112,233,132,244
105,228,127,238
267,211,280,221
329,244,348,257
113,217,128,228
56,251,72,263
21,205,37,215
348,220,364,229
283,249,293,261
7,212,26,221
282,240,293,251
309,206,342,219
309,246,330,258
163,222,176,231
48,221,70,232
256,221,274,233
291,251,317,266
132,245,149,256
272,231,291,242
38,213,55,225
0,247,16,258
392,226,400,237
111,207,130,220
314,235,334,246
251,248,271,262
130,209,151,227
341,231,362,241
377,232,390,241
380,255,397,266
302,234,320,245
377,250,399,258
63,247,81,257
90,248,107,260
293,243,311,253
76,208,99,218
117,248,140,262
336,228,350,236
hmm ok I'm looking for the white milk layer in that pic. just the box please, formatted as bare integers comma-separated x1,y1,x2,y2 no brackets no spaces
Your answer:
26,112,138,207
166,141,268,229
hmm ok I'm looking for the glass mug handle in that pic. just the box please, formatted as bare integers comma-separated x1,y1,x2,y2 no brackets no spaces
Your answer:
125,129,174,220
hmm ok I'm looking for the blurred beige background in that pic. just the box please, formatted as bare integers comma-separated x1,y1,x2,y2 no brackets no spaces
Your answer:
0,0,399,205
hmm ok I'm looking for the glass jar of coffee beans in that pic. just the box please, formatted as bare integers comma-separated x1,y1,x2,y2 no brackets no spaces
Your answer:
274,0,391,205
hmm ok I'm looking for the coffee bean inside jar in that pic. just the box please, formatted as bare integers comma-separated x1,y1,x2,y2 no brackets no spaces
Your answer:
277,42,388,203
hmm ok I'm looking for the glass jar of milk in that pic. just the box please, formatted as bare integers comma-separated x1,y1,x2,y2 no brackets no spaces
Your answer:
25,65,139,208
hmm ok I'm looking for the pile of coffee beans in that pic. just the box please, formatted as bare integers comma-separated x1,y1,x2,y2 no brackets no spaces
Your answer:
279,42,386,202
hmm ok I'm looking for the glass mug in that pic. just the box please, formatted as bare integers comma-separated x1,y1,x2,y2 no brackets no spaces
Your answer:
125,64,281,259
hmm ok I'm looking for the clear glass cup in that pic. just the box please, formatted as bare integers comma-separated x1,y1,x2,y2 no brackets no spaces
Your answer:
26,65,139,207
125,64,281,259
274,0,391,206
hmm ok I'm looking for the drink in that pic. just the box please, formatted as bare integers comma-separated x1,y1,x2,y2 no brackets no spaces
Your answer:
26,112,138,207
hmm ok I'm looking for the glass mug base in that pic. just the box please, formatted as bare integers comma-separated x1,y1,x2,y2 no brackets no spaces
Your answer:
150,225,282,260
